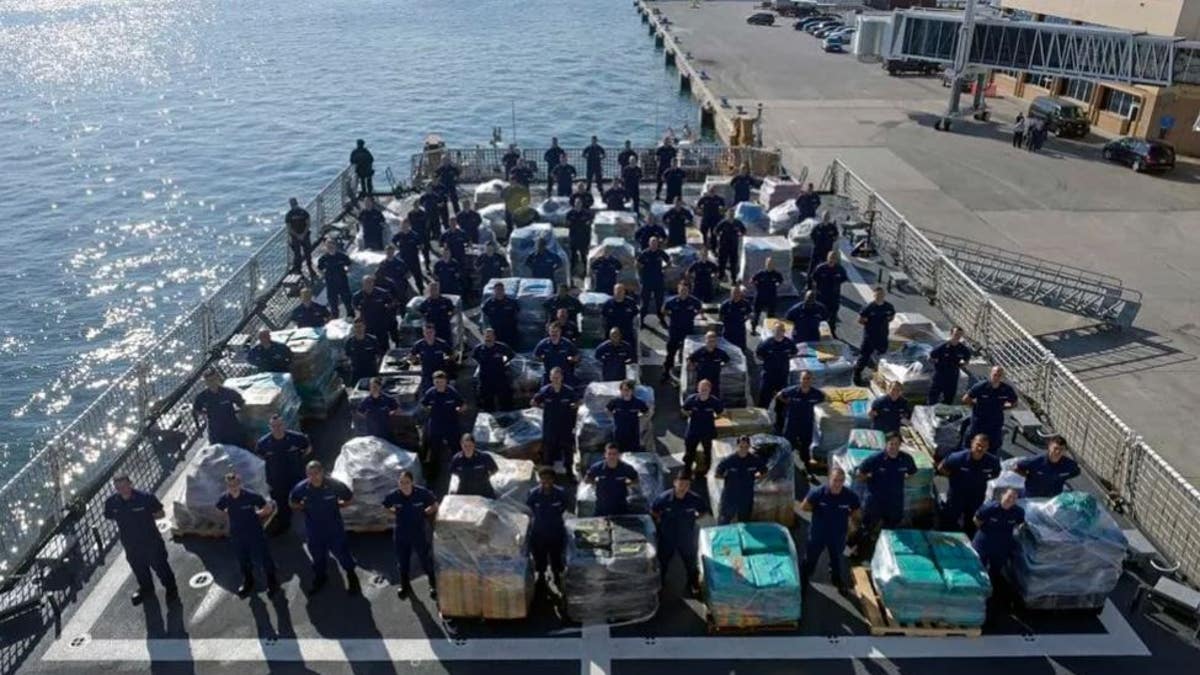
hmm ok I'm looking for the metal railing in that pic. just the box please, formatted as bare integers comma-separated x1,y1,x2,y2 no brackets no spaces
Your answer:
820,158,1200,582
408,144,783,186
0,164,357,583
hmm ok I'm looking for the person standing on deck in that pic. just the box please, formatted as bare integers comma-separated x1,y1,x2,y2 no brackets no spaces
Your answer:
393,215,428,292
534,321,580,386
972,488,1025,578
686,245,720,304
418,184,449,245
651,470,707,598
794,183,821,222
247,329,293,373
621,155,644,215
290,461,360,595
750,257,784,326
776,370,826,468
719,285,753,351
349,139,374,196
681,379,725,476
730,163,761,205
606,379,648,452
662,196,692,247
583,135,607,192
696,184,726,251
318,239,355,319
962,366,1019,453
565,200,593,275
654,137,677,200
432,244,465,298
553,157,578,198
1014,435,1080,498
852,286,896,387
755,322,797,412
596,329,637,384
104,474,179,605
663,158,687,205
584,443,640,517
687,331,731,399
434,156,461,214
544,137,567,195
714,209,746,283
193,368,245,447
571,181,595,210
807,211,839,280
785,291,827,344
637,238,670,328
417,281,456,345
358,197,386,251
853,433,916,556
285,198,318,277
502,143,521,181
602,179,628,211
808,250,847,338
714,435,767,524
254,414,311,535
383,470,438,600
408,323,454,394
420,371,466,485
602,284,641,356
938,434,1002,538
869,381,911,436
527,468,568,592
472,327,516,413
476,241,509,293
481,282,520,350
526,237,562,285
352,276,395,354
217,472,279,598
618,140,637,171
799,466,860,591
354,376,401,443
661,281,703,384
532,366,580,474
927,326,972,405
448,434,498,499
344,319,381,385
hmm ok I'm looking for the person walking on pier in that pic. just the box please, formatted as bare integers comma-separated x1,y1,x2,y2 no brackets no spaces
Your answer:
285,198,318,277
255,414,312,535
527,468,568,591
290,461,360,595
383,470,438,600
962,366,1018,453
852,286,896,387
104,474,179,606
532,366,580,474
544,137,567,195
652,470,707,598
583,135,607,192
318,239,355,319
350,139,374,196
799,466,860,591
621,156,644,214
193,369,246,447
808,251,847,338
654,137,678,200
927,326,971,404
217,472,279,598
719,285,752,351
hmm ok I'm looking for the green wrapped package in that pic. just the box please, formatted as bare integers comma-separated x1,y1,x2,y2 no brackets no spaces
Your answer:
870,529,990,627
700,523,802,630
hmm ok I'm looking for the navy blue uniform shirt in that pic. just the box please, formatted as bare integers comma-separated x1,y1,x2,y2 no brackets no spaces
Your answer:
715,218,746,251
663,294,702,338
358,393,398,438
595,340,636,381
716,452,768,511
255,430,311,489
1017,454,1081,498
859,450,918,513
216,490,268,541
809,263,848,301
360,208,386,250
591,257,622,294
942,449,1002,505
420,386,464,434
527,250,561,282
345,334,381,380
778,385,825,437
527,485,568,538
449,451,498,497
601,297,639,335
477,253,510,288
586,460,640,516
870,395,911,434
663,207,693,246
247,341,293,373
433,259,463,295
652,489,707,541
696,194,726,223
751,269,784,301
319,250,352,284
193,386,244,438
637,249,670,289
534,337,578,376
688,346,731,388
930,341,972,379
382,485,437,543
409,337,452,384
973,501,1025,552
440,229,470,262
480,296,519,335
682,393,725,440
719,298,752,343
606,396,649,450
785,301,826,342
418,296,456,340
289,478,352,533
859,302,896,343
291,302,331,328
104,490,165,550
805,485,861,541
533,384,579,438
472,341,514,384
756,337,799,374
967,381,1019,428
635,224,668,250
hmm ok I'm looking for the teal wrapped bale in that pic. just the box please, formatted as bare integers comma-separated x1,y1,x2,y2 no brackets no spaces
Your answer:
871,529,990,627
224,372,302,448
831,433,935,526
700,523,802,630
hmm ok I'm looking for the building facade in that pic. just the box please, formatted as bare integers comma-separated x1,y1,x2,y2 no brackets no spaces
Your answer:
995,0,1200,155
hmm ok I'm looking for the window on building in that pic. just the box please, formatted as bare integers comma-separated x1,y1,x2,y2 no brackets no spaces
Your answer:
1027,73,1055,90
1101,89,1141,118
1062,78,1095,104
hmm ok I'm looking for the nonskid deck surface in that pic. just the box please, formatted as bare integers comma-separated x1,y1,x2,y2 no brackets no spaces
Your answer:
23,197,1189,673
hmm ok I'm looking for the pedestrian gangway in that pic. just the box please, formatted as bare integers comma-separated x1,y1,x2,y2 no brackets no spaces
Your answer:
888,10,1200,87
922,229,1143,329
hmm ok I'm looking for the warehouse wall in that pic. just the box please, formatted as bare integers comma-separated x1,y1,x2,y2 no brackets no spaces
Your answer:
1001,0,1197,37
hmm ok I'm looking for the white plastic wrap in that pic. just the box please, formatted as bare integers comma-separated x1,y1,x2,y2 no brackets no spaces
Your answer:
575,452,666,517
224,373,302,446
575,382,657,468
739,237,797,297
678,335,750,408
587,238,639,294
170,444,271,536
889,313,947,342
399,293,464,348
331,436,425,532
788,218,816,263
347,246,387,294
911,404,971,454
563,515,660,624
707,434,796,526
734,203,768,233
870,530,990,628
767,200,799,235
514,277,555,337
578,291,612,347
664,245,701,291
448,453,536,507
323,318,354,368
506,355,546,407
702,176,734,204
757,177,804,208
270,327,343,419
479,203,508,229
434,495,534,619
592,210,638,242
472,409,544,462
474,179,509,208
508,223,570,287
811,387,873,462
535,197,572,226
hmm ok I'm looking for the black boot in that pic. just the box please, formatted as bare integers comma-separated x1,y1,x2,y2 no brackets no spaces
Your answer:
237,566,256,598
346,572,362,596
130,587,152,606
266,572,281,598
397,576,411,599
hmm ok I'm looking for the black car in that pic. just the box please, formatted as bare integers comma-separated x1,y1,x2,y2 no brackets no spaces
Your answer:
747,12,776,26
794,15,838,30
1102,137,1176,173
1027,96,1090,138
883,58,940,76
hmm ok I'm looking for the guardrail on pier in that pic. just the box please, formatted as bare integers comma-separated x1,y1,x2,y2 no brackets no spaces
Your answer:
820,159,1200,582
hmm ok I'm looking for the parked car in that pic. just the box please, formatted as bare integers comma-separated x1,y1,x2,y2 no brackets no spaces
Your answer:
823,35,847,52
940,69,972,92
1102,137,1176,173
747,12,776,26
883,58,940,76
814,23,846,38
795,15,839,30
1027,96,1090,138
807,20,841,35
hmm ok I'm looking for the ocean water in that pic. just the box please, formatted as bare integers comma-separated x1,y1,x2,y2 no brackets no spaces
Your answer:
0,0,697,474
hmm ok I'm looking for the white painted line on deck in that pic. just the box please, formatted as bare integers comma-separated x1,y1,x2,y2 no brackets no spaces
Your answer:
582,625,612,675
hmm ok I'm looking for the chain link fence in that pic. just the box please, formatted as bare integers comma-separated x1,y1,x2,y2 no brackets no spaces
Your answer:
820,158,1200,583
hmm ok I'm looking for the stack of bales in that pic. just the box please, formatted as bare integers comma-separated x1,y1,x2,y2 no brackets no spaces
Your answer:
170,444,270,536
434,495,534,620
332,436,424,532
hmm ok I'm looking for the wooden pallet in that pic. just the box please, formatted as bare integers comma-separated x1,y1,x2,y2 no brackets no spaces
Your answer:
706,615,800,635
171,511,276,539
850,567,981,638
900,426,937,463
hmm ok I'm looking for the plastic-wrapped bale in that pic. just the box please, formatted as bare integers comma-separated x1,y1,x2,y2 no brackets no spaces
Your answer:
563,515,660,624
508,223,570,288
449,453,536,506
870,529,991,628
270,327,342,419
739,237,797,297
702,176,734,204
399,294,464,348
871,343,967,404
757,317,833,344
592,210,637,242
758,177,804,209
224,373,302,448
811,387,872,462
574,350,638,389
474,179,509,208
347,246,387,294
170,444,270,536
789,342,855,388
579,292,612,347
535,197,572,226
1011,492,1127,610
734,202,768,232
385,195,417,218
788,219,817,264
832,433,934,526
700,523,802,630
479,203,508,230
889,313,947,343
575,382,656,468
575,452,666,517
346,378,423,449
767,201,799,235
678,335,749,408
986,460,1026,502
587,238,639,293
664,245,701,291
472,409,544,462
911,405,971,456
331,436,424,532
708,435,796,526
506,355,546,408
714,407,774,439
434,495,534,620
323,318,354,369
514,277,555,337
820,194,860,225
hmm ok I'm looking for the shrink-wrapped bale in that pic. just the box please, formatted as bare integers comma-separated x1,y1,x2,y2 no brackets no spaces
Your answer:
788,219,817,263
739,237,797,297
506,355,546,408
1011,492,1127,610
575,452,666,517
734,202,768,232
592,210,637,242
472,409,544,462
757,317,833,344
870,342,968,404
449,453,536,506
479,203,508,230
224,373,302,447
678,335,750,408
535,197,572,226
434,495,533,619
708,435,796,526
332,436,424,532
811,387,872,462
578,291,612,347
911,405,970,456
714,408,774,439
758,177,804,209
832,434,934,526
819,194,861,225
664,245,701,291
270,327,343,419
563,515,660,624
700,523,802,629
870,529,991,628
474,179,509,208
170,444,270,536
889,313,947,343
587,238,639,294
399,294,464,349
574,350,637,389
514,277,555,337
789,342,855,387
346,377,423,449
323,318,354,369
767,200,799,235
575,382,657,468
346,246,387,294
508,223,570,287
986,460,1026,502
702,176,734,204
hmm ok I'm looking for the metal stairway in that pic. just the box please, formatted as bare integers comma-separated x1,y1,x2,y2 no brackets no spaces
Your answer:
888,10,1200,87
922,230,1143,328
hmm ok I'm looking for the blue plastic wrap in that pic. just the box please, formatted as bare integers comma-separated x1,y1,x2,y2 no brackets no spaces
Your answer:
700,523,802,629
871,529,991,627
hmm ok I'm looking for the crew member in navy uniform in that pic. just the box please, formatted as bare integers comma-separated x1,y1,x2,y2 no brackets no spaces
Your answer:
618,140,637,170
973,487,1025,576
595,329,637,383
794,182,821,221
777,370,827,467
509,158,534,189
686,246,720,304
417,282,457,345
755,322,797,412
349,139,374,196
571,181,595,210
532,367,579,474
927,326,972,405
651,470,708,598
217,472,279,597
681,379,725,475
854,433,917,556
382,470,438,600
378,245,412,308
602,284,641,355
662,196,692,247
290,287,331,328
869,381,912,436
285,197,318,276
853,286,896,386
730,163,761,204
544,284,584,325
714,435,767,524
602,179,628,211
687,331,731,399
544,137,567,195
654,137,677,200
247,328,293,373
318,239,355,319
418,185,448,243
104,474,178,605
480,282,520,350
448,434,498,498
434,156,461,213
938,433,1002,538
808,251,847,338
358,196,387,251
807,211,839,279
962,366,1018,453
605,379,649,453
696,185,726,251
621,156,643,215
565,199,593,272
553,159,578,198
799,466,860,591
534,322,580,385
635,218,667,252
353,276,396,353
344,319,381,385
392,220,427,294
433,244,465,297
784,291,827,344
662,158,687,205
549,308,580,344
719,285,753,351
661,281,703,384
354,376,400,442
440,217,470,269
1015,435,1080,498
714,209,746,282
750,257,784,326
637,238,670,327
527,468,568,591
193,368,245,446
526,238,562,285
457,199,482,243
254,414,311,534
584,443,640,516
290,461,360,595
582,136,607,191
476,242,510,293
472,328,515,412
420,371,466,484
591,251,622,296
502,144,520,180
